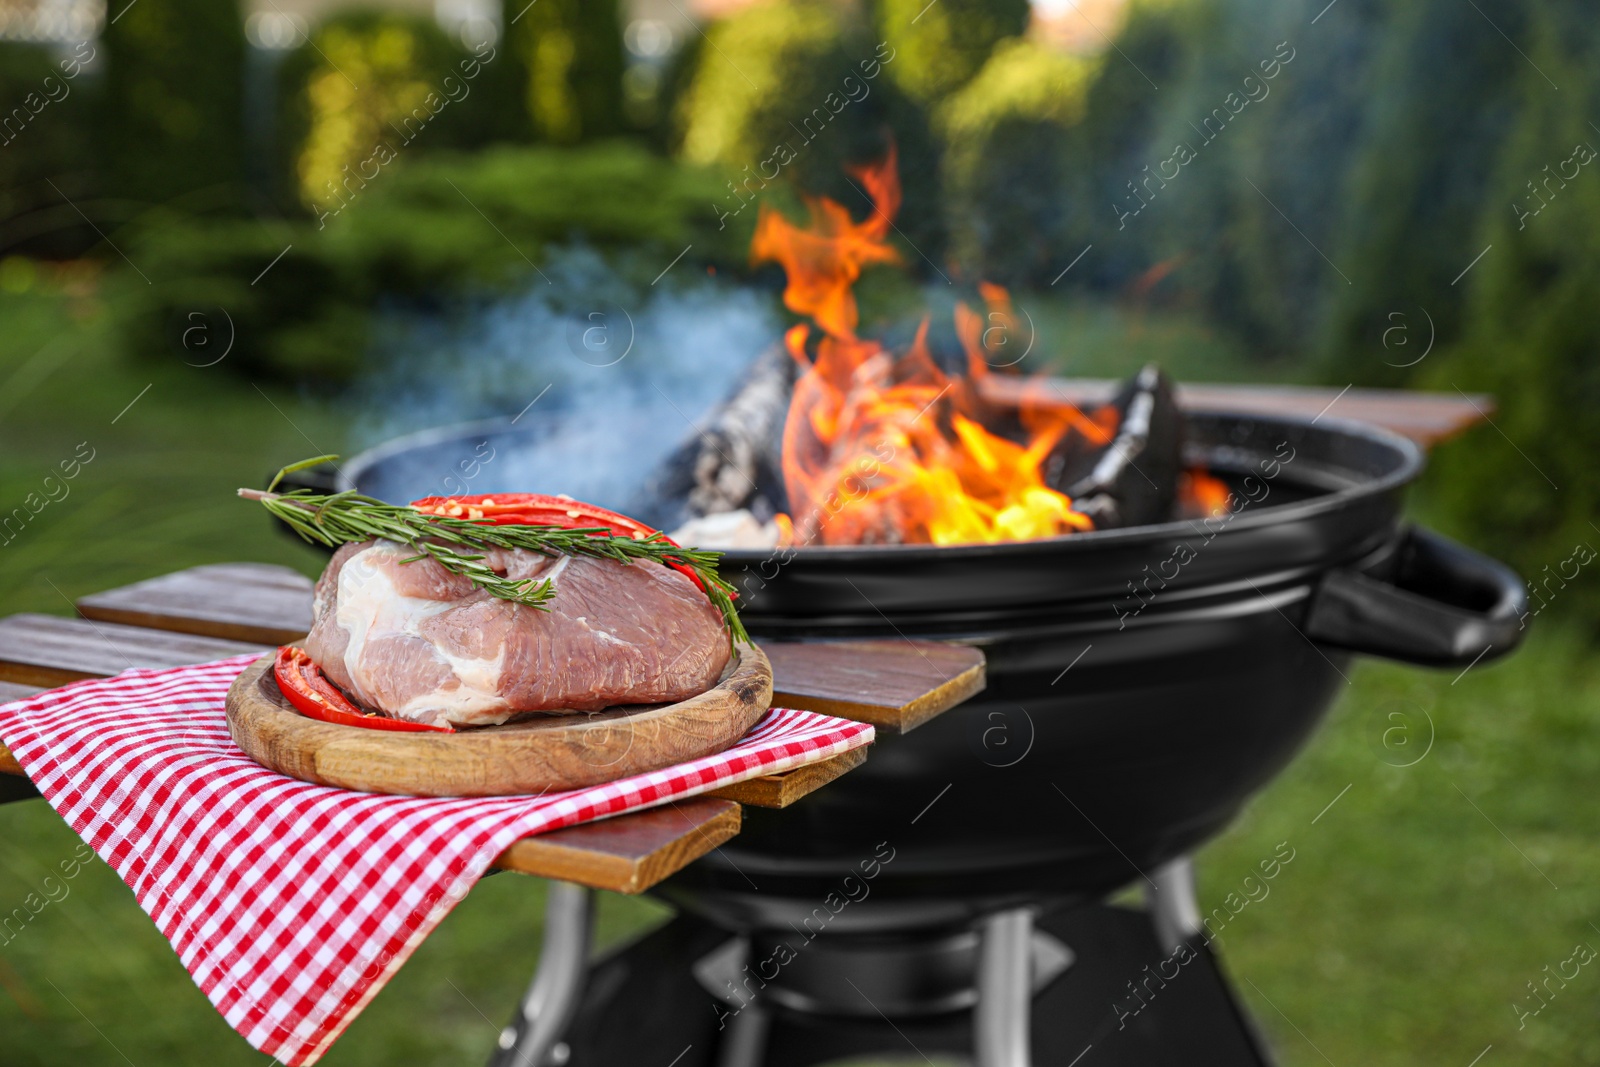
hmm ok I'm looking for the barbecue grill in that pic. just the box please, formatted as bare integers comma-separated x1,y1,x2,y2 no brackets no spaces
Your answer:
335,402,1527,1066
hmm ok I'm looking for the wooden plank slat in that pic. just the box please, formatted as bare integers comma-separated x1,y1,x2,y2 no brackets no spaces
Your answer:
70,571,988,734
0,614,269,687
708,746,867,808
764,639,986,734
1179,383,1491,444
979,377,1492,447
492,797,740,894
0,684,40,778
0,728,863,813
0,717,861,809
0,678,741,893
78,563,314,645
0,725,736,890
0,614,887,807
0,613,804,891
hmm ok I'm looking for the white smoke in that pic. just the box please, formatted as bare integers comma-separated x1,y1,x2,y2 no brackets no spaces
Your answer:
345,246,779,510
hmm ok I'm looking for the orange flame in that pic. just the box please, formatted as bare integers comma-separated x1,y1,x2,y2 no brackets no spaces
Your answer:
753,150,1111,546
750,151,901,342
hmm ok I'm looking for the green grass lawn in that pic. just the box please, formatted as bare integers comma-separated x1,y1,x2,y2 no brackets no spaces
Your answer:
0,273,1594,1065
1207,626,1600,1066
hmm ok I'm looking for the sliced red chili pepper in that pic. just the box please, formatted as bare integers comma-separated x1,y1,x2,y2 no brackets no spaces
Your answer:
408,493,711,594
410,493,657,536
272,645,452,733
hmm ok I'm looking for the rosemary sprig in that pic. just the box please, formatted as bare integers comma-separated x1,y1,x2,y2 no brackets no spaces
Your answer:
240,467,748,646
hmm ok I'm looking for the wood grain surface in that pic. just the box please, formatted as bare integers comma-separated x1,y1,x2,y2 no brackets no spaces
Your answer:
764,639,986,733
0,611,779,891
0,723,739,888
64,570,988,733
0,614,268,687
492,797,740,893
0,610,901,806
78,563,314,645
0,683,41,778
0,559,996,888
0,669,866,810
0,684,872,805
0,673,737,892
707,745,867,808
980,377,1492,446
225,645,773,796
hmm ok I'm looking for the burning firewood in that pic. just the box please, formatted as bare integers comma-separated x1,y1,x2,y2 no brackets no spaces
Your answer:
1049,365,1184,530
639,343,793,532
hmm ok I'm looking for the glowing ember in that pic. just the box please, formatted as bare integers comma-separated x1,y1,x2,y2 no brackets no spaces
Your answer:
752,147,1116,546
1179,469,1233,518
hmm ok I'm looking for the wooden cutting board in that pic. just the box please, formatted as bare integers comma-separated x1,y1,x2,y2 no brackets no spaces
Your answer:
225,643,772,797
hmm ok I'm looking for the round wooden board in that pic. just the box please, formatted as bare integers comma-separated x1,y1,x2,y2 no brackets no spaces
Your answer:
225,643,772,797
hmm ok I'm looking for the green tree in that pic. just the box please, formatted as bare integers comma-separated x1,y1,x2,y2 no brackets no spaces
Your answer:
675,0,943,262
939,38,1101,284
500,0,625,143
278,12,491,214
1028,0,1198,290
1321,0,1532,382
1422,4,1600,620
1134,0,1389,354
100,0,247,209
0,42,97,255
116,143,748,382
872,0,1030,104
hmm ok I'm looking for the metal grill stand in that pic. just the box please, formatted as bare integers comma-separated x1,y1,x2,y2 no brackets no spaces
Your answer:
495,853,1279,1067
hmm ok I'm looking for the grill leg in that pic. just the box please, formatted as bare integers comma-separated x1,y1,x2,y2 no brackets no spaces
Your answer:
1145,856,1203,954
974,907,1034,1067
715,1002,770,1067
489,882,595,1067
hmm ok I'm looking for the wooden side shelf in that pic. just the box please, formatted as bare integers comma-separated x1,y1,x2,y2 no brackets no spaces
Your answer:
78,563,314,645
0,614,268,687
492,797,740,893
66,566,988,735
0,612,879,811
0,562,993,892
764,639,986,734
0,601,923,892
979,377,1493,447
0,722,739,893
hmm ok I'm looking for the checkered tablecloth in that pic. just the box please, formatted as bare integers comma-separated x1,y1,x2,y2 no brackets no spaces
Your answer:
0,654,873,1065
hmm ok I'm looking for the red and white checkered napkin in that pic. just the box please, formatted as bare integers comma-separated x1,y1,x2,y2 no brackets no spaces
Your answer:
0,653,874,1065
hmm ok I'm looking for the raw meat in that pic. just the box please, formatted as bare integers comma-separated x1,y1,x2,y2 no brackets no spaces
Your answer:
303,539,731,728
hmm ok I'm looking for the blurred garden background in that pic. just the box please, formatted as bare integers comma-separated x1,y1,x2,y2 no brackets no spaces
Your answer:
0,0,1597,1062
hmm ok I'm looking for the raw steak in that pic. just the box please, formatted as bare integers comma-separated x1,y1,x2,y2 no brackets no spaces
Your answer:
303,539,731,728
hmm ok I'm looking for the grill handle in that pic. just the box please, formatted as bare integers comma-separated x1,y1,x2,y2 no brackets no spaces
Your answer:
1304,526,1528,668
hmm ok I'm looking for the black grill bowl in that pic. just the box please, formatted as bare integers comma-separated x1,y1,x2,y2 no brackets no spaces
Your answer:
340,410,1528,931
